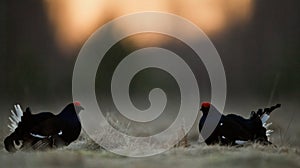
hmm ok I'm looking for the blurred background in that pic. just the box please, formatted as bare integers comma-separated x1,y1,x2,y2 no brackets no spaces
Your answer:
0,0,299,146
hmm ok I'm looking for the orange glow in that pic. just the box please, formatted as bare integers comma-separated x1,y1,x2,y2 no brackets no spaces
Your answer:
44,0,106,51
43,0,254,53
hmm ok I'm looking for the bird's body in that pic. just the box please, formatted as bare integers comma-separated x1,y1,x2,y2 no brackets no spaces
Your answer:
4,102,84,152
225,114,267,142
199,112,253,145
199,102,280,145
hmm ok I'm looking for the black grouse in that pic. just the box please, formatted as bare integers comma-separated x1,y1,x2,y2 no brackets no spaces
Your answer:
199,102,280,145
4,102,84,152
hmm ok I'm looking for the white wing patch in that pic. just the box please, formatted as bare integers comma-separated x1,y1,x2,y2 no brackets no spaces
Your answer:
30,133,49,139
30,130,63,139
235,140,247,145
8,104,23,133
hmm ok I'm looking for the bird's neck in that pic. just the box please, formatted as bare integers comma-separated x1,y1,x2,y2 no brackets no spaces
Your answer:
202,112,209,117
58,111,80,122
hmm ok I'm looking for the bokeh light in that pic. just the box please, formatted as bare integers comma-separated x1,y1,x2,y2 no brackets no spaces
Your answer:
44,0,253,52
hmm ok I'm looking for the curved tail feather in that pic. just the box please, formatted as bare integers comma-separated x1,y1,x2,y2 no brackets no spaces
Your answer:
4,133,22,153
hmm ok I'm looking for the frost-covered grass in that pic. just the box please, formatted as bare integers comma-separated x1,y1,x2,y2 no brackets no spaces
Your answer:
0,100,299,168
0,141,299,168
1,127,300,168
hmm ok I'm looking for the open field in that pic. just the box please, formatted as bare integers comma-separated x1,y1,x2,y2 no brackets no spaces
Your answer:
0,141,299,168
1,0,299,167
0,100,299,167
1,120,300,168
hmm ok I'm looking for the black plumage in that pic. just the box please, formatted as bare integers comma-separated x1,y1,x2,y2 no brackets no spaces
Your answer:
199,102,280,145
4,102,84,152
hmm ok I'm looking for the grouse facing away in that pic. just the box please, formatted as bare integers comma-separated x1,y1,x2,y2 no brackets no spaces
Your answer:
199,102,280,145
4,102,84,152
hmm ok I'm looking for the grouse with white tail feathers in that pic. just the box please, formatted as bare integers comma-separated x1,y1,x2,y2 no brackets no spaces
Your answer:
199,102,280,145
4,102,84,152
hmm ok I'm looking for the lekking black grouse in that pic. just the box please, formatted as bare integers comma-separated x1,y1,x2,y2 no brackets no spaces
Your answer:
4,101,84,152
199,102,280,145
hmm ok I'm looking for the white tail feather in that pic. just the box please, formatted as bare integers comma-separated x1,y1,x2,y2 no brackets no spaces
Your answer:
8,104,23,133
263,122,272,129
261,114,270,124
13,140,23,150
11,110,20,122
266,129,274,135
261,113,274,139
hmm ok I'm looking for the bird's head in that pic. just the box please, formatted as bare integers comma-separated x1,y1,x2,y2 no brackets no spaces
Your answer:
73,101,84,113
200,102,211,114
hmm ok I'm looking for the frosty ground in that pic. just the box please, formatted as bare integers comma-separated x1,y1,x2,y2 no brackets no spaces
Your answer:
1,100,299,168
0,140,299,168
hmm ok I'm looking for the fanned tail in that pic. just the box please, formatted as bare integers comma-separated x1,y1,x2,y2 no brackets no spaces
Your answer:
8,104,23,133
235,104,281,145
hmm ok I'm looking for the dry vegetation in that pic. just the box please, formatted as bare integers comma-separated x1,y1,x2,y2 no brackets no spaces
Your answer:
0,101,299,168
1,122,299,168
0,139,299,168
